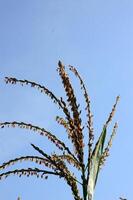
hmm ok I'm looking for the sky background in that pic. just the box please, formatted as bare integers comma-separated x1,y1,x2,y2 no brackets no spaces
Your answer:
0,0,132,199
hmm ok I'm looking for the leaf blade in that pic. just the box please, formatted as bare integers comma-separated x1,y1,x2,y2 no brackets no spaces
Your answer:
87,126,106,200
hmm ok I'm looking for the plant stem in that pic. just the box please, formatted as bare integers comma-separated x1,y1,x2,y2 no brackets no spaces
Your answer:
82,164,87,200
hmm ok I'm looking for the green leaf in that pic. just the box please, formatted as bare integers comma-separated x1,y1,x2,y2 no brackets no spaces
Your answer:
87,126,106,200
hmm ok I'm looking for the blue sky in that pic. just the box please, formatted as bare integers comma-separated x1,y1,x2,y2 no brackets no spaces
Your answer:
0,0,132,199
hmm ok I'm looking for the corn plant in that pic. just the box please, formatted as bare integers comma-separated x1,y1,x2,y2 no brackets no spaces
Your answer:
0,61,119,200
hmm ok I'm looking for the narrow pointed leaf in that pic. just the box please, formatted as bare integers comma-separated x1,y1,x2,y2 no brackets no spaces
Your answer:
87,126,106,200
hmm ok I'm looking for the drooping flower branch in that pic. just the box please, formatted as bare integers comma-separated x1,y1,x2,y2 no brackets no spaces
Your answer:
5,77,62,108
0,156,52,170
0,168,59,180
0,121,77,163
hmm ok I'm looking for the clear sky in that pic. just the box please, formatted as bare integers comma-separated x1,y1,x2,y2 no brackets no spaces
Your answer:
0,0,132,200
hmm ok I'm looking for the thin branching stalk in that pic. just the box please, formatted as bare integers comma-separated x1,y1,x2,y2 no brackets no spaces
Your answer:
0,156,50,170
99,122,118,168
31,143,81,200
58,61,84,164
0,121,78,163
0,168,60,180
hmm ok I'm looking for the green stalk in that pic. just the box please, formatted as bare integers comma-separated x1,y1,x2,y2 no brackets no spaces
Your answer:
82,164,87,200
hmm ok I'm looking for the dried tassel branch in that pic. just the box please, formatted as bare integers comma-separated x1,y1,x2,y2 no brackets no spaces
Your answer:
0,168,61,180
52,154,81,170
31,142,80,189
56,116,69,130
0,121,64,150
51,154,82,200
58,100,84,159
51,154,74,175
105,96,120,127
31,144,81,200
60,97,74,123
56,116,73,139
99,122,118,168
31,143,74,176
0,121,77,163
56,116,83,162
59,98,83,159
5,76,74,132
5,77,62,108
31,143,72,176
0,165,82,200
58,61,84,164
68,65,94,158
0,156,56,171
